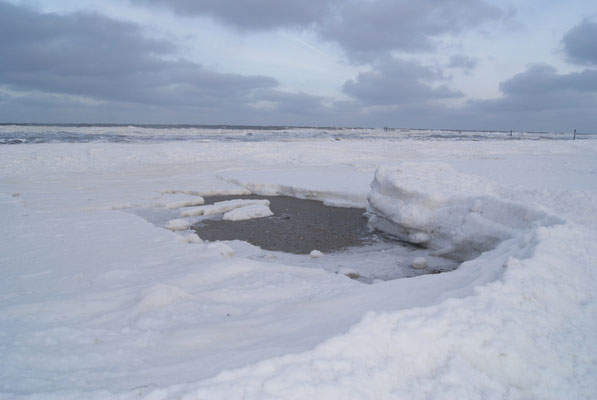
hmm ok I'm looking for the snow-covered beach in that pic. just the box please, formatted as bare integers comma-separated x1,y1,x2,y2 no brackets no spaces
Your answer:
1,126,596,399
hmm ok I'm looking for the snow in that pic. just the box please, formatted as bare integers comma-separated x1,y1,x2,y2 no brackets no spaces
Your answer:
206,242,235,257
178,232,202,243
1,128,597,399
135,284,193,313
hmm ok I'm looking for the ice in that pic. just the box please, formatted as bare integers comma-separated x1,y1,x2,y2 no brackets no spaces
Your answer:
222,203,273,221
165,218,191,231
220,168,371,208
411,256,427,269
309,250,324,258
151,193,205,209
181,198,270,217
178,232,202,243
367,163,562,260
1,127,597,399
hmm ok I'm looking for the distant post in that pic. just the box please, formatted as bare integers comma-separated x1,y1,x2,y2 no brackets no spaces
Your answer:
574,129,576,140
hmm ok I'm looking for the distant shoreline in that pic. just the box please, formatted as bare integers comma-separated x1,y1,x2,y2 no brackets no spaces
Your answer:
1,122,593,135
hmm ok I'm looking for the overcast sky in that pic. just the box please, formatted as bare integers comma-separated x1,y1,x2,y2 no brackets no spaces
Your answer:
0,0,596,131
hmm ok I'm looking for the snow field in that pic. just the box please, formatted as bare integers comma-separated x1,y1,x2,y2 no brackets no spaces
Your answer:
147,225,597,400
1,137,597,399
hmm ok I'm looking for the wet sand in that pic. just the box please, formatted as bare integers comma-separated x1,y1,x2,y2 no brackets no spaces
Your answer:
192,195,378,254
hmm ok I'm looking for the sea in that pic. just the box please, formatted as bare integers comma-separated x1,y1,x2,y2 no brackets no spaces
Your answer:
0,123,591,145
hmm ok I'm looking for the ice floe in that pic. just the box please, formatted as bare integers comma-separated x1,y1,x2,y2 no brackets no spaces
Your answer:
222,203,273,221
181,198,270,217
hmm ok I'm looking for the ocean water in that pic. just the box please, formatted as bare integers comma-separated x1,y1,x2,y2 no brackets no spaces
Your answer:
0,123,590,144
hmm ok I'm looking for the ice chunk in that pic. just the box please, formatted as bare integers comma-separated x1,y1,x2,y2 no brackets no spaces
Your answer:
178,232,202,243
181,199,270,217
367,163,558,260
412,257,427,269
408,232,430,245
165,197,205,209
181,207,204,217
309,250,324,258
151,193,205,209
165,218,190,231
159,189,204,196
223,203,273,221
219,167,370,208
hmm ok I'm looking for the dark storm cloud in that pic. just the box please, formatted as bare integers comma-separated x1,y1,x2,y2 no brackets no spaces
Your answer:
0,1,276,110
343,58,462,105
132,0,335,30
563,18,597,65
133,0,503,60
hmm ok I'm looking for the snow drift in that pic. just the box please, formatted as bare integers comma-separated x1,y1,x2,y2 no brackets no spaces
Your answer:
367,163,563,261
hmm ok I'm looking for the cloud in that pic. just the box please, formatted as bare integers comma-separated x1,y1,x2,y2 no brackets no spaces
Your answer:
343,58,462,105
563,18,597,65
0,87,330,125
448,55,477,71
320,0,502,60
498,64,597,99
465,64,597,131
132,0,503,61
132,0,336,30
457,20,597,131
2,1,595,132
0,2,342,125
0,2,277,112
328,60,597,132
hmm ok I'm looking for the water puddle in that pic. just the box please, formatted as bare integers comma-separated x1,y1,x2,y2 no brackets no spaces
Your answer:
194,195,378,254
191,195,460,283
129,194,460,283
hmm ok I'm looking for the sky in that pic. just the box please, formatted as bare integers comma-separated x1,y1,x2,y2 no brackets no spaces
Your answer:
0,0,596,131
